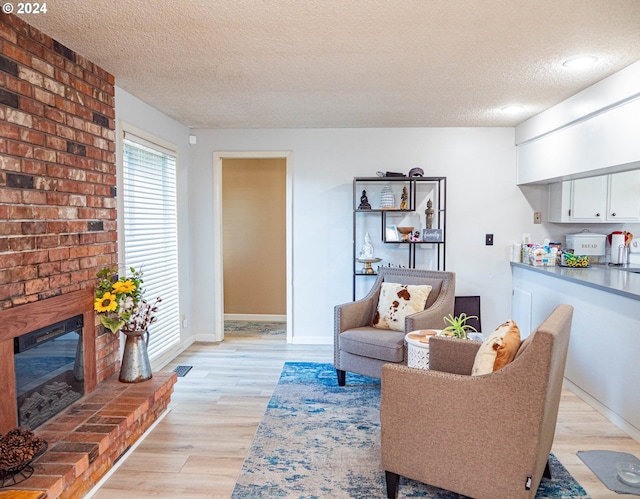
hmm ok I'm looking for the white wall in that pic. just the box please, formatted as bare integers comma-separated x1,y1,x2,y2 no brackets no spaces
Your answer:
114,87,194,362
189,127,544,343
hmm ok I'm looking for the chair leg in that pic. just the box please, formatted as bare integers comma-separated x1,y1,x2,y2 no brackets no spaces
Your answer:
385,471,400,499
336,369,346,386
543,458,552,479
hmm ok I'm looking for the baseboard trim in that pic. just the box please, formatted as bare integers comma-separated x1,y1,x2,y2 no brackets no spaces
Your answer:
155,337,196,370
564,378,640,443
194,333,221,342
290,335,333,345
224,313,287,322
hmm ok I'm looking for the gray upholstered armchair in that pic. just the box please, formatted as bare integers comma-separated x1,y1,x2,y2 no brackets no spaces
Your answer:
381,304,574,499
334,267,455,386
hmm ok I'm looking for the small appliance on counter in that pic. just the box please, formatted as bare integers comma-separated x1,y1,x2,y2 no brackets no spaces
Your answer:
609,231,634,265
564,230,607,265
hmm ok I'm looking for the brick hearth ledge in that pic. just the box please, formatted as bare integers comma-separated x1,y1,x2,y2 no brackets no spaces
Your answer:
2,372,177,499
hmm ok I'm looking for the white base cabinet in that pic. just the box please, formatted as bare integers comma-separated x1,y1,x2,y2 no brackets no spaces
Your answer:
512,265,640,441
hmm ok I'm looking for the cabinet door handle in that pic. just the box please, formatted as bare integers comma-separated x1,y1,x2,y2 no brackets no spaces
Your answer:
611,213,616,217
596,213,600,217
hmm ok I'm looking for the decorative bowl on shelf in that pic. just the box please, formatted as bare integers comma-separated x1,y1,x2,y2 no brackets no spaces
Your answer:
396,226,414,242
616,461,640,487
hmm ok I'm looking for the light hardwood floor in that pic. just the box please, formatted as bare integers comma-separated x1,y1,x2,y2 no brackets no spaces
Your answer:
90,331,639,499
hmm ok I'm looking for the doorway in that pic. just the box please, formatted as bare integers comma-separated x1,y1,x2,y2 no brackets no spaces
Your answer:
222,158,286,318
213,151,293,342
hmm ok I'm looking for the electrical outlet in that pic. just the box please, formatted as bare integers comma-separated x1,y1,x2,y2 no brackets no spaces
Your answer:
534,211,542,224
485,234,494,246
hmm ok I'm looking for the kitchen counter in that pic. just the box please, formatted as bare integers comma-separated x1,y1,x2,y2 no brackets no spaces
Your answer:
511,262,640,441
510,262,640,301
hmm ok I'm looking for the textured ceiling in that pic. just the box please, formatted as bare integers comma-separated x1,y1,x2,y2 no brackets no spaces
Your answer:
18,0,640,128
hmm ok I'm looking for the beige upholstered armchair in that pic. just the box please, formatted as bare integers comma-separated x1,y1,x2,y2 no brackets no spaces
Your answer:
334,267,455,386
381,304,574,499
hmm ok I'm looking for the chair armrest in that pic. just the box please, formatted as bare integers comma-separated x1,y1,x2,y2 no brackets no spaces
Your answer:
405,306,443,330
334,296,377,333
428,336,481,375
405,286,454,331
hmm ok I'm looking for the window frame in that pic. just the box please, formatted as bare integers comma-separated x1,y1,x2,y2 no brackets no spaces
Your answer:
118,125,181,367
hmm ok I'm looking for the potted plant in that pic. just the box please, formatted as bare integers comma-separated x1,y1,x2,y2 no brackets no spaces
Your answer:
94,266,160,382
441,313,478,339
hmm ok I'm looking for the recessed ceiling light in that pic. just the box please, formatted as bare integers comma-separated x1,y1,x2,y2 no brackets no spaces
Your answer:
562,56,598,69
500,105,524,114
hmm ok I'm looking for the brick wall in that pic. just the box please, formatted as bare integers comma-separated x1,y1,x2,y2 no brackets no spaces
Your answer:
0,13,119,382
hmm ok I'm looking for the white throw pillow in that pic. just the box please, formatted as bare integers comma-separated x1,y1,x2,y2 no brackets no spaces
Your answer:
372,283,432,332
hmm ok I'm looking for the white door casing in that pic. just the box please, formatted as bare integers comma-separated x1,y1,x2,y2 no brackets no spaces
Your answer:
212,151,293,342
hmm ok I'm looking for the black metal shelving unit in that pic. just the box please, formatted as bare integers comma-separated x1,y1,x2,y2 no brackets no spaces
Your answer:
352,176,447,300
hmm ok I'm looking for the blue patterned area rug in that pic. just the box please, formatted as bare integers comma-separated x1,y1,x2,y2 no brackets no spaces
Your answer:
231,362,589,498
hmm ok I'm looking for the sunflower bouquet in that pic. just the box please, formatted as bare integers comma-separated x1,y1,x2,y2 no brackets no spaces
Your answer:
94,266,160,334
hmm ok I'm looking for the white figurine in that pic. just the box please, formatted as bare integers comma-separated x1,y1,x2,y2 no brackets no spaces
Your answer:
360,232,374,258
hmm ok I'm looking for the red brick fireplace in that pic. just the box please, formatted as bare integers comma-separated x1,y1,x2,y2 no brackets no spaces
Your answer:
1,14,177,497
1,11,119,425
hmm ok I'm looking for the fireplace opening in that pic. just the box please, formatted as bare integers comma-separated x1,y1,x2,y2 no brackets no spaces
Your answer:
14,315,85,430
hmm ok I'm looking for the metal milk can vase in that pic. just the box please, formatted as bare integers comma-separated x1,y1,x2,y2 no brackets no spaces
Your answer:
119,330,153,383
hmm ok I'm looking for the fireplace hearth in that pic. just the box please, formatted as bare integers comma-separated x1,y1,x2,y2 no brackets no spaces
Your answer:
14,315,85,430
0,289,177,498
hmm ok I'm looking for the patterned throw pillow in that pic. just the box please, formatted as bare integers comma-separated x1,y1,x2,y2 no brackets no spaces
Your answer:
372,283,432,332
471,320,521,375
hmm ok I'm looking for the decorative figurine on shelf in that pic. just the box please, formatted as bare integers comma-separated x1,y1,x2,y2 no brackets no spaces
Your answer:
356,232,381,274
360,232,375,259
358,190,371,210
379,183,395,209
425,198,434,229
412,230,421,242
400,186,408,210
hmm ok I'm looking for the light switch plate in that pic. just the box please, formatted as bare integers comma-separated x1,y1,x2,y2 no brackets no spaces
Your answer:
534,212,542,224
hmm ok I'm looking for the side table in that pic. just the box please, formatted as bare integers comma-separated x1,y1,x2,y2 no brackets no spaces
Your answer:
405,330,441,369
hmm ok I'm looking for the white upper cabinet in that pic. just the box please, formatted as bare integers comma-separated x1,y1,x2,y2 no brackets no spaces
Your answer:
607,170,640,221
570,176,607,221
548,171,640,223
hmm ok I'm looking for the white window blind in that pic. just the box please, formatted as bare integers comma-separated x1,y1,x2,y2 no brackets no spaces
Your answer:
122,135,180,362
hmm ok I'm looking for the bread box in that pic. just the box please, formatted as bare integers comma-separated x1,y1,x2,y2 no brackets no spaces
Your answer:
565,232,606,256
